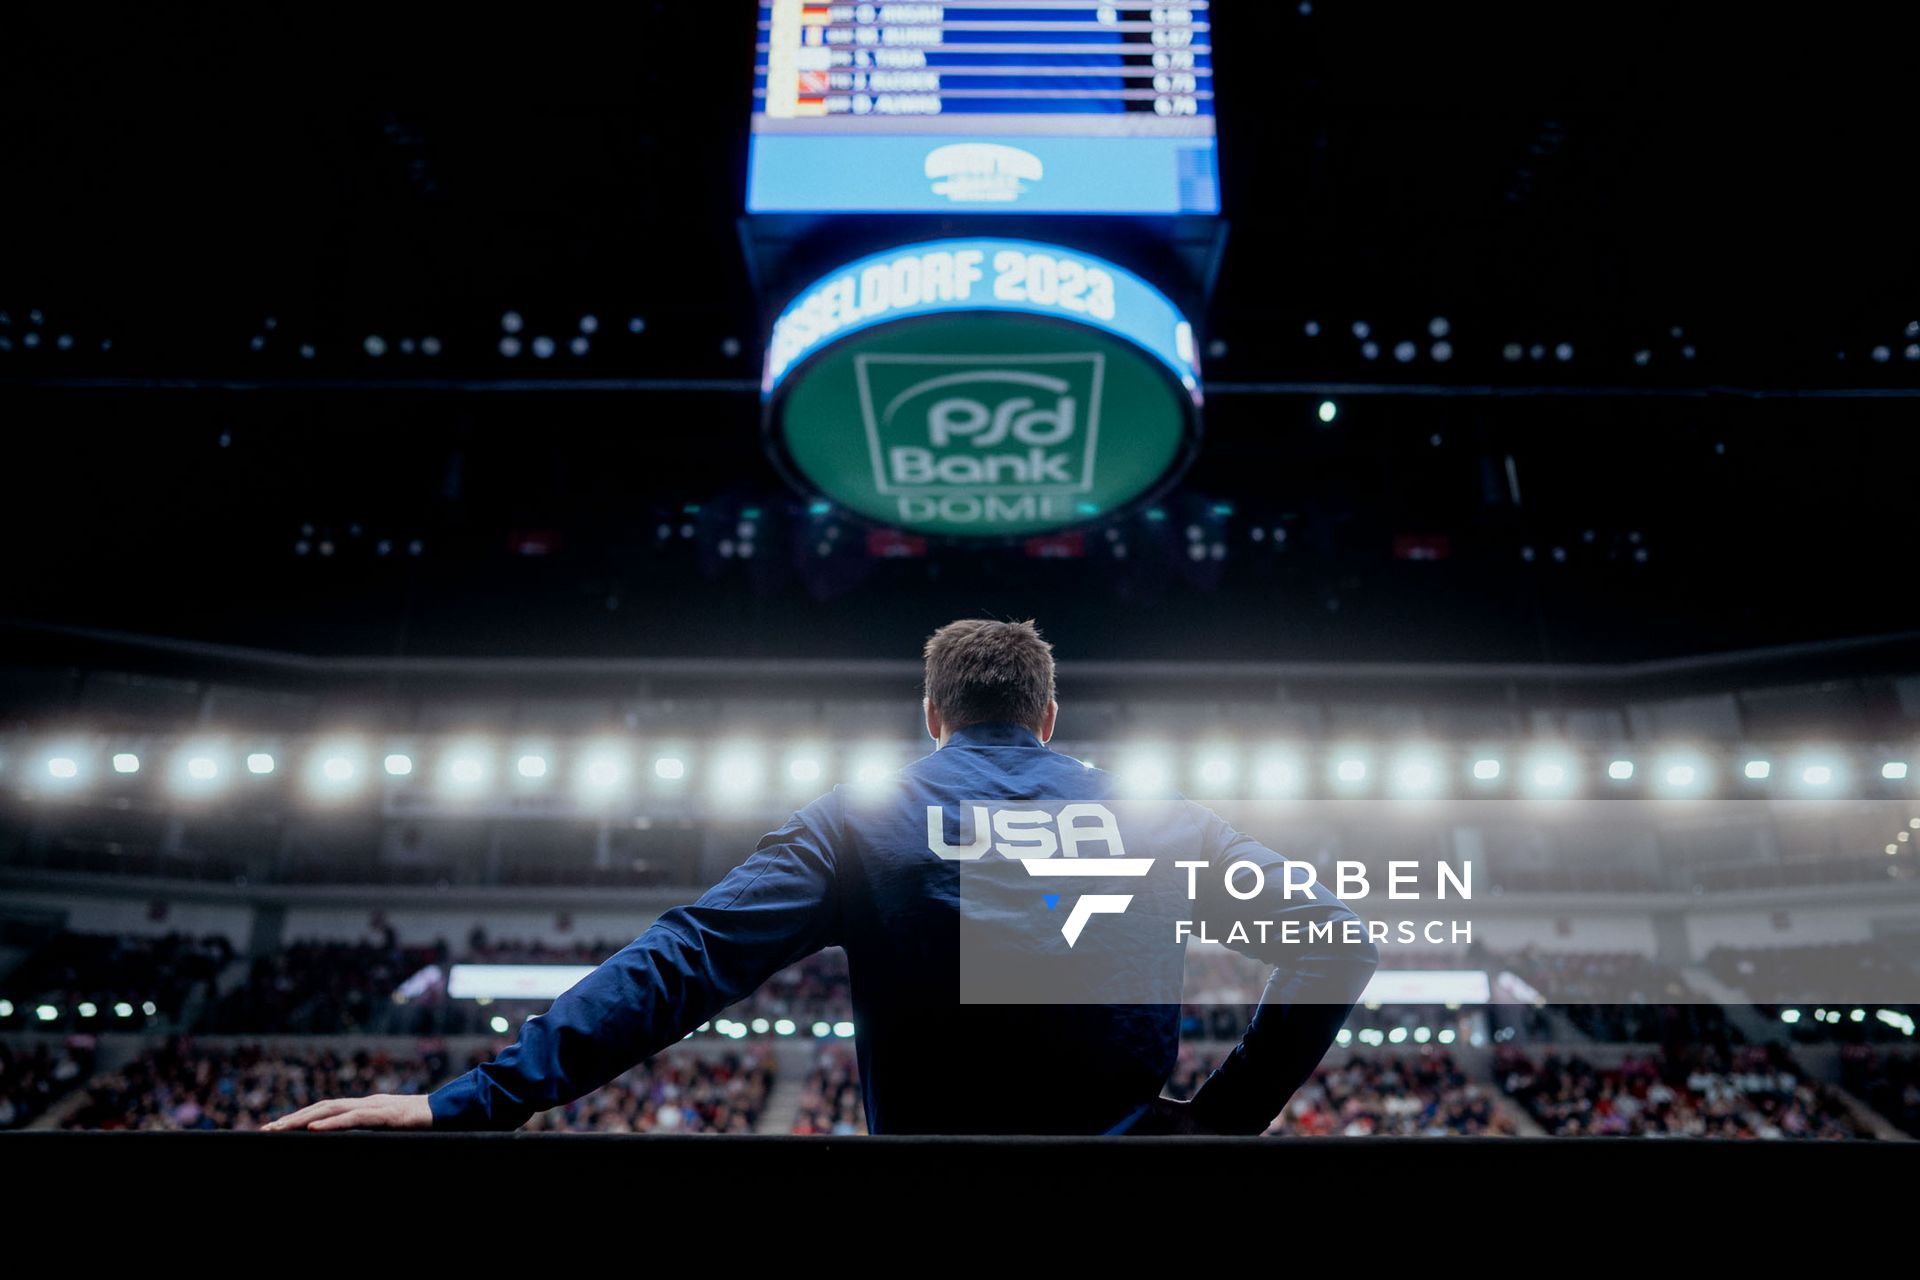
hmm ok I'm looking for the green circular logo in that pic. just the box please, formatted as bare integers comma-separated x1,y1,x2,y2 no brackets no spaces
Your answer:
763,239,1202,540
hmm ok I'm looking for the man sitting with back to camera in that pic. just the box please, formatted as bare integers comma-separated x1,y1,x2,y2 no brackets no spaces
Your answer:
268,618,1378,1136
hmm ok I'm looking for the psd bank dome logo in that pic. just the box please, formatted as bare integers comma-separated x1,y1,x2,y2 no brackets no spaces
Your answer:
925,143,1043,204
858,356,1103,515
764,239,1204,539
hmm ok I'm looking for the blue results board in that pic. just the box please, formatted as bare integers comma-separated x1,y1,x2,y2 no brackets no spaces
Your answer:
750,3,1219,216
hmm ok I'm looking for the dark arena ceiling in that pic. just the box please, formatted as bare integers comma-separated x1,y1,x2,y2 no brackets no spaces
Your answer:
1,4,1915,667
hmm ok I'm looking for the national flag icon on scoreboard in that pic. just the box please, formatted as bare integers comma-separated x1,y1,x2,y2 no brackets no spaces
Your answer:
802,26,825,47
800,4,830,21
795,69,829,116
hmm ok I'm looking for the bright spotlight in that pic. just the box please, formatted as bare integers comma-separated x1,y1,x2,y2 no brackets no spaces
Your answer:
47,756,79,780
307,743,368,800
1471,758,1502,782
439,743,493,795
653,755,686,781
489,1016,510,1035
1390,751,1442,800
1193,748,1237,794
1251,749,1303,799
384,754,414,777
850,745,897,790
1884,762,1910,780
1524,752,1577,799
1744,760,1771,780
247,752,276,775
579,743,633,797
1317,400,1338,423
112,753,140,774
517,754,548,780
1608,759,1634,781
187,757,218,781
787,753,824,787
1331,753,1369,789
1120,748,1172,795
1789,752,1844,795
710,744,766,800
1656,754,1708,797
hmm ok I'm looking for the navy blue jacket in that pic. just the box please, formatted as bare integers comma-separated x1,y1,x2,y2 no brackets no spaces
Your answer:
429,722,1379,1135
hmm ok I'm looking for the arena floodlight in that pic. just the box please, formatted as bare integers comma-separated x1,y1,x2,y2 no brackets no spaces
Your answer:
653,753,687,782
516,754,549,780
172,741,232,798
811,1021,831,1038
849,744,897,791
710,742,767,802
1471,758,1502,782
1192,745,1237,796
489,1016,510,1035
1607,759,1634,781
578,741,634,799
307,741,369,801
112,753,140,775
36,1004,58,1022
1789,751,1844,796
785,746,826,792
1330,750,1370,792
1523,750,1578,801
1119,746,1173,796
114,1002,133,1018
1884,761,1909,781
383,753,414,778
1251,748,1304,800
247,752,276,776
1744,760,1771,780
1317,400,1338,423
1390,749,1443,801
46,755,80,781
438,741,494,797
1655,752,1709,798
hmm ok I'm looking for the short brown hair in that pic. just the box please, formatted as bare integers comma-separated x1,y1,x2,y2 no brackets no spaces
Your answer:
923,618,1056,732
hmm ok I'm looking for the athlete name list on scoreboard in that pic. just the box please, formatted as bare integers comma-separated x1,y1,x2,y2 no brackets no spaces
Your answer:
757,3,1214,122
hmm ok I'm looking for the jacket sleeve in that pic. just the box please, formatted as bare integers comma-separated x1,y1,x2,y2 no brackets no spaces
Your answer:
1179,803,1380,1136
428,802,842,1131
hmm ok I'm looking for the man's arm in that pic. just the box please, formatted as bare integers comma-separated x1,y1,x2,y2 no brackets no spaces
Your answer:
266,804,841,1132
1175,804,1379,1136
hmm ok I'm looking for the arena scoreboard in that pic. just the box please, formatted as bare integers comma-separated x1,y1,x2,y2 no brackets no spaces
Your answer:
750,3,1220,215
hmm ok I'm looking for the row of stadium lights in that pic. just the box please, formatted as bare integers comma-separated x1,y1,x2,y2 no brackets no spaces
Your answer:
1105,745,1912,805
12,1000,1906,1039
1781,1008,1916,1036
0,999,158,1022
473,1012,857,1040
12,741,1918,807
17,740,904,804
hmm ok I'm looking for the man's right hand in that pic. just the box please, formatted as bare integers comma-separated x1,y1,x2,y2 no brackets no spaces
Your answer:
263,1093,433,1132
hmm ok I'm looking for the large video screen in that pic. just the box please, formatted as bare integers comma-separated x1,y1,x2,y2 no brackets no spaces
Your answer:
749,3,1219,216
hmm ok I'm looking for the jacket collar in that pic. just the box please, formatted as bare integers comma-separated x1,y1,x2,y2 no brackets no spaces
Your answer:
944,721,1046,749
